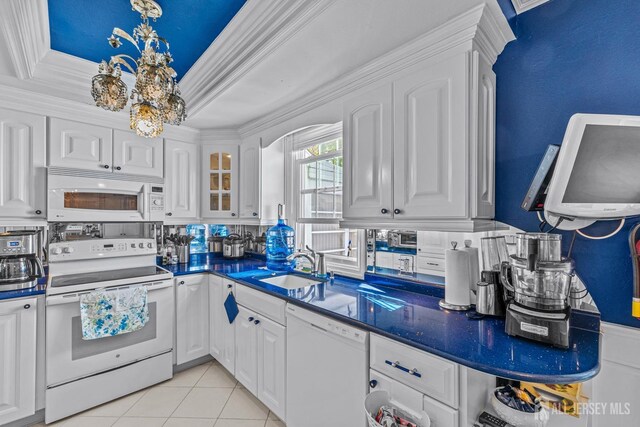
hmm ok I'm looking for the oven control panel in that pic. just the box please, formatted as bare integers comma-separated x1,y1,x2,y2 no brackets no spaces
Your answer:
49,238,157,262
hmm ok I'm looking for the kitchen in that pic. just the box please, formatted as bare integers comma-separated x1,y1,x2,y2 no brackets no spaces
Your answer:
0,1,639,427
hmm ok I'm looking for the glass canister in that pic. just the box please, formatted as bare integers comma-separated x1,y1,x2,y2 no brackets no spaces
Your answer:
266,204,295,271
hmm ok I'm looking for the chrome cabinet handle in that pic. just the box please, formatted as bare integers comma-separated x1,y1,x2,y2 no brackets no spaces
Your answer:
385,360,422,378
394,209,401,215
369,379,378,388
381,208,388,214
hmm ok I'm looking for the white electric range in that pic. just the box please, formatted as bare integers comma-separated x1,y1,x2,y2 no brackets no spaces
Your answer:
45,238,174,423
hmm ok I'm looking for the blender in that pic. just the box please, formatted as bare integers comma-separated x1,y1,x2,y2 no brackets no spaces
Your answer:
500,233,574,348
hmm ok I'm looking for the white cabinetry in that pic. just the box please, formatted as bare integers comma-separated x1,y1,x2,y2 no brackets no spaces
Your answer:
239,139,261,220
341,51,497,231
165,139,199,221
239,137,285,224
0,108,46,220
48,118,112,171
342,84,393,220
49,118,163,178
0,297,37,425
201,143,239,219
175,275,209,365
209,277,235,374
234,283,287,421
112,130,163,177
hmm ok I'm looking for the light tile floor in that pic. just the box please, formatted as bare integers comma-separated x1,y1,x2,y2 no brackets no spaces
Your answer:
33,361,285,427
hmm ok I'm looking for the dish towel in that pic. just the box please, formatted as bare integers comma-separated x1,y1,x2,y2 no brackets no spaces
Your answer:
80,285,149,340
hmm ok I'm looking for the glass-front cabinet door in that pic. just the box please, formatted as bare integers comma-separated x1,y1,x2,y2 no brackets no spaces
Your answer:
201,143,239,218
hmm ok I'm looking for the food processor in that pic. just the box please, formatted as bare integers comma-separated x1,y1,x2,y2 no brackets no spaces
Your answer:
500,233,574,348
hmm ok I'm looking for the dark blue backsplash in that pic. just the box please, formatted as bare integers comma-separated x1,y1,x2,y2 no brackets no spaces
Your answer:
494,0,640,328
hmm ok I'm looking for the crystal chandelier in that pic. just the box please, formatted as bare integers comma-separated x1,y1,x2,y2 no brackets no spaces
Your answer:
91,0,187,138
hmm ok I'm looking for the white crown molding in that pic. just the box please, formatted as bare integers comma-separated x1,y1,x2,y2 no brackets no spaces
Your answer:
510,0,550,14
0,0,49,79
179,0,337,116
237,2,514,139
199,128,241,142
0,81,201,143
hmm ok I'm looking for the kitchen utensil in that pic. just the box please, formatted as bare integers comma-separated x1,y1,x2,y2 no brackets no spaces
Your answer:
461,240,480,300
476,280,506,316
177,244,190,264
500,232,573,348
223,234,245,259
481,237,510,271
0,230,44,291
208,235,224,253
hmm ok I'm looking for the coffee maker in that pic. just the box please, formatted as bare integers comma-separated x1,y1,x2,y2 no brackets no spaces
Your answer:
0,231,45,291
500,233,573,348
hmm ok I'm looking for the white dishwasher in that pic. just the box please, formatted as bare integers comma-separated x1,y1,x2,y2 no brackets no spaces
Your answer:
286,304,369,427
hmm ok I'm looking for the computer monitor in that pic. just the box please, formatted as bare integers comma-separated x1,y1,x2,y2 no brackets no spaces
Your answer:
545,114,640,225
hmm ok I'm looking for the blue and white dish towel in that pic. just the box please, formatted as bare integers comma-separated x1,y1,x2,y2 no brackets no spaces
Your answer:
80,285,149,340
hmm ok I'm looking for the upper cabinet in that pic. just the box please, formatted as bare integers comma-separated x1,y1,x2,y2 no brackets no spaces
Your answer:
49,118,163,178
201,142,239,219
238,137,284,224
49,118,112,171
341,50,497,232
112,130,163,178
0,108,46,221
165,139,199,221
239,139,261,219
342,84,394,220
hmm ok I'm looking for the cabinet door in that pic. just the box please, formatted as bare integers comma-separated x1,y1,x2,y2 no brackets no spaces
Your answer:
0,109,46,219
112,130,163,177
0,298,37,425
235,305,258,395
239,140,261,219
165,139,198,220
257,316,286,421
202,143,239,219
48,118,112,171
176,275,209,365
210,278,236,375
342,84,394,220
393,54,467,219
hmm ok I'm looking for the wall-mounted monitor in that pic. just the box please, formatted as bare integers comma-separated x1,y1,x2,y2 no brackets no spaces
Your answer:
545,114,640,222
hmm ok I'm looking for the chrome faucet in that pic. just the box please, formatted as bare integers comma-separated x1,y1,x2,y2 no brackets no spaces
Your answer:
286,246,327,277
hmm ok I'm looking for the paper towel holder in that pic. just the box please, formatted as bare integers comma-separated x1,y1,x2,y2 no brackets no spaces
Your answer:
439,241,472,311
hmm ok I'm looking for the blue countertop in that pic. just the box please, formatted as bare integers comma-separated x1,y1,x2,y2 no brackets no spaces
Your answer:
0,275,47,301
161,254,601,384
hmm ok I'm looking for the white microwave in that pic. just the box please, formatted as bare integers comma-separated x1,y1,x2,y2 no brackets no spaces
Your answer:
47,170,165,222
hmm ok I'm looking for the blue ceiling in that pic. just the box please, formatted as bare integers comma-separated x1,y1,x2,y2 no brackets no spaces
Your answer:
48,0,247,79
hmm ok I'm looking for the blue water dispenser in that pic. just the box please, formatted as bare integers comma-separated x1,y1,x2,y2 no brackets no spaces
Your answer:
266,204,295,271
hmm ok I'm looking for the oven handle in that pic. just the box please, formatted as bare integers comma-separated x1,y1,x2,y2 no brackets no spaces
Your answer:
46,280,173,306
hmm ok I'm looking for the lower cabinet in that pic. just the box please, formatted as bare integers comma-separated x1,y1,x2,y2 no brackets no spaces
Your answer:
175,275,210,365
209,277,236,374
234,301,287,421
0,297,37,425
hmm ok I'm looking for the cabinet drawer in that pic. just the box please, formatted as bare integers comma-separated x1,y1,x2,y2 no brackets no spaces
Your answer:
370,334,459,408
235,283,286,325
175,274,207,286
423,394,459,427
417,256,445,272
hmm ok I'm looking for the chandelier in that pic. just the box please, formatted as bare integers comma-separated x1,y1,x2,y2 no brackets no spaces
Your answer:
91,0,187,138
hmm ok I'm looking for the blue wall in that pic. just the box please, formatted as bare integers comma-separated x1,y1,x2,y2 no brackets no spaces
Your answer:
494,0,640,328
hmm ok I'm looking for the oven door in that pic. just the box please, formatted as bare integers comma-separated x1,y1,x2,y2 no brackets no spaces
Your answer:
45,280,173,387
48,174,148,222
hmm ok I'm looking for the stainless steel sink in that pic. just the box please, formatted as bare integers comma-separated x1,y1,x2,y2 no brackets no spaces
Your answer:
259,274,323,290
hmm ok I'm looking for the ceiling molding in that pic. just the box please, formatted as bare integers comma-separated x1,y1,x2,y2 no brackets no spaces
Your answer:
0,0,49,79
0,82,201,143
237,2,514,139
199,128,241,142
179,0,337,116
510,0,550,14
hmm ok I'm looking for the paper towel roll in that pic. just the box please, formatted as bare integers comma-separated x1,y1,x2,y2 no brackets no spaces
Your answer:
445,242,471,307
461,240,480,303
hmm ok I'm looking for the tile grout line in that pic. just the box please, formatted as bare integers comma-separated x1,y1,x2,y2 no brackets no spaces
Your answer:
164,361,214,422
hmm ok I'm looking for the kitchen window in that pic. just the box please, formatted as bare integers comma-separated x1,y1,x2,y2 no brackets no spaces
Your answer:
286,124,364,277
